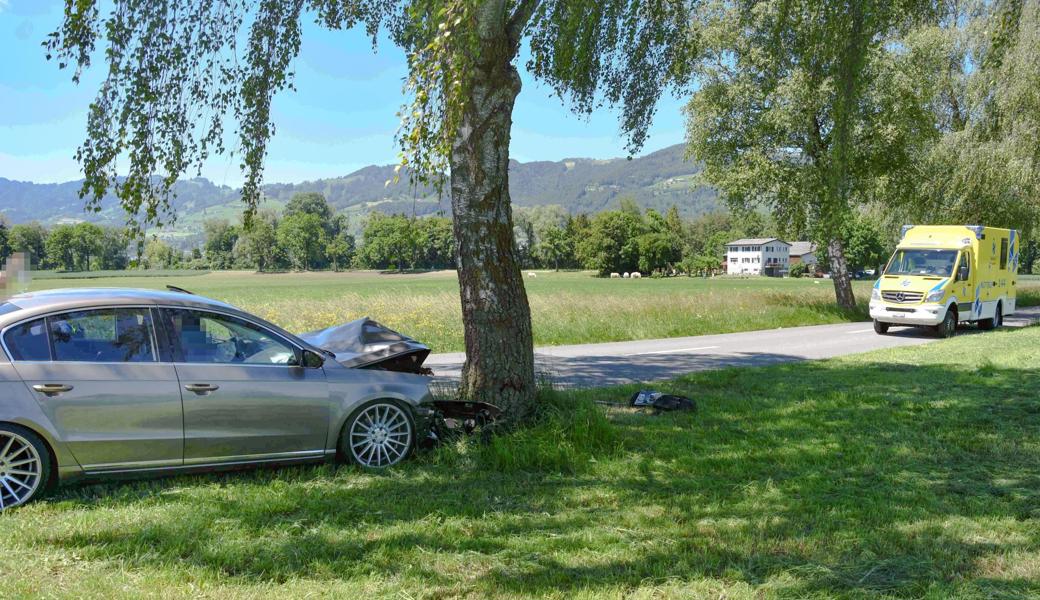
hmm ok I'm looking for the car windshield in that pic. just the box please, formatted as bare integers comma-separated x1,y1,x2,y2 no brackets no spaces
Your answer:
885,249,959,277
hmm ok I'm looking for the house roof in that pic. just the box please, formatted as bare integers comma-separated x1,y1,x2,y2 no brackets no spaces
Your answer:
725,238,789,246
789,241,817,256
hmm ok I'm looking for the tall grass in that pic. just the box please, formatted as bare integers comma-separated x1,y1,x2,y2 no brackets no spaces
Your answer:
232,283,867,352
425,385,622,474
474,389,622,474
23,269,1040,352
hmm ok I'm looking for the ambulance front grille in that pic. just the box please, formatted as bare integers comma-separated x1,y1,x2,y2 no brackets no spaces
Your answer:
881,290,924,304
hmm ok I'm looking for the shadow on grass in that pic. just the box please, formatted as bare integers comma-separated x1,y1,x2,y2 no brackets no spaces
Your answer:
36,356,1040,598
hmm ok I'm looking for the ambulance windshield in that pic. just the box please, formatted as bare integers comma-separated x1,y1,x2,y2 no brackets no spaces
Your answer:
885,249,959,277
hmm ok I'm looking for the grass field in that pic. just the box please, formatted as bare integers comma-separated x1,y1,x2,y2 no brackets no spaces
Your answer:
1,324,1037,598
22,269,1040,352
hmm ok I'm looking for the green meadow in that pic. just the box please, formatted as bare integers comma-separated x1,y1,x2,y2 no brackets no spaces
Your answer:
24,269,1040,352
1,320,1037,599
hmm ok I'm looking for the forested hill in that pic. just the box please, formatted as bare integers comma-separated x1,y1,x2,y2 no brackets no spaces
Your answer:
0,143,718,229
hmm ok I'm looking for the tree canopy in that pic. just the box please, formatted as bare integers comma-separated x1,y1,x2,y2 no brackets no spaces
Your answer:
909,0,1040,234
46,0,696,229
684,0,941,307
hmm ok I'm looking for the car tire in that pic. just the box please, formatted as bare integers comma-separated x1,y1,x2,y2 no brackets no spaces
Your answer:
873,319,889,335
0,424,51,511
339,400,415,469
935,309,957,338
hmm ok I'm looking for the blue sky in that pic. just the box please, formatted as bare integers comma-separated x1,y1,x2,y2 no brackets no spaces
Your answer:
0,0,688,187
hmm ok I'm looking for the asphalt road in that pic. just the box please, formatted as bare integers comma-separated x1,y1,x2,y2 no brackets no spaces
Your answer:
425,306,1040,388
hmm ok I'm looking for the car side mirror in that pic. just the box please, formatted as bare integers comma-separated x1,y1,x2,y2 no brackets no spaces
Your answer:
299,349,325,368
957,266,969,281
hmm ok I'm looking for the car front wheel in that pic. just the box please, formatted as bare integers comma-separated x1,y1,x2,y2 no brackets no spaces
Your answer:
341,401,414,469
873,319,889,335
0,424,50,511
936,310,957,338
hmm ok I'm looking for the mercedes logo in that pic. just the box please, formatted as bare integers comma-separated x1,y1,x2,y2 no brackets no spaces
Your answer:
896,292,906,302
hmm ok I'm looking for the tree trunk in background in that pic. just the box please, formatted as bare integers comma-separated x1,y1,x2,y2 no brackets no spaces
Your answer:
449,37,536,422
828,238,857,309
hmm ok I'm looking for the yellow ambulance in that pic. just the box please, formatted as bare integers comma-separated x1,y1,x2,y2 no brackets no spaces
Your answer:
869,225,1019,337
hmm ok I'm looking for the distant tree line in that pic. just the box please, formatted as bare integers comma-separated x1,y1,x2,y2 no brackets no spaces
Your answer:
5,190,1038,276
194,192,1038,277
0,220,131,271
194,192,357,272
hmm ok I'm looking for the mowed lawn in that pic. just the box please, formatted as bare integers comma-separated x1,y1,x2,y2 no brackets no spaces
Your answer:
27,269,1040,353
1,325,1038,599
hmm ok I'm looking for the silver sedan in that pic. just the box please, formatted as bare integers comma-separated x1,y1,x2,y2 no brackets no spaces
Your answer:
0,287,436,510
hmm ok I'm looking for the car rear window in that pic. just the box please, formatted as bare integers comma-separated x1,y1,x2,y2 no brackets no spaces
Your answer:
0,302,21,317
4,318,50,361
49,309,156,363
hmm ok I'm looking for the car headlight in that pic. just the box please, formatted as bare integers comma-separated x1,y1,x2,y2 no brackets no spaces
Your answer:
871,288,880,301
925,289,945,303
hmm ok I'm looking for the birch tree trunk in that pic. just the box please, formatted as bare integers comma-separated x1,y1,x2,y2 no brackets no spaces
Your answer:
827,238,857,309
448,9,536,422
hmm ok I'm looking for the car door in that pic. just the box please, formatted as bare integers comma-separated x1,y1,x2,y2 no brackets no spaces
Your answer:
4,307,184,471
160,308,330,464
951,251,976,318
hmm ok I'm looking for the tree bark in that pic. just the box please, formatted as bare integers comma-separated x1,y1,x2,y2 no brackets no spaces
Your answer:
449,34,536,422
827,238,857,309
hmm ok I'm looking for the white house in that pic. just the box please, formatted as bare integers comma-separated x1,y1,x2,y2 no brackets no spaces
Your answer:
724,238,791,275
789,241,818,267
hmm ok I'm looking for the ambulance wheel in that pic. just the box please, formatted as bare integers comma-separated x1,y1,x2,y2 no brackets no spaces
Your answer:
979,302,1002,331
935,309,957,338
873,320,889,335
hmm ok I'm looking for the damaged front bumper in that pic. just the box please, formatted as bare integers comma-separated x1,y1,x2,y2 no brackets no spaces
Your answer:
420,400,503,446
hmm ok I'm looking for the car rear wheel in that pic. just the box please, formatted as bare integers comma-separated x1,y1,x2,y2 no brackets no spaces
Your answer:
341,401,414,469
873,319,889,335
935,309,957,338
0,425,50,511
980,302,1003,330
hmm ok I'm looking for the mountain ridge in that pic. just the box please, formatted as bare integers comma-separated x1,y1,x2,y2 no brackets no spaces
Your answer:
0,143,718,234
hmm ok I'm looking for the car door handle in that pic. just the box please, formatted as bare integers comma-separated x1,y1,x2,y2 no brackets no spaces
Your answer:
32,383,74,397
184,383,220,395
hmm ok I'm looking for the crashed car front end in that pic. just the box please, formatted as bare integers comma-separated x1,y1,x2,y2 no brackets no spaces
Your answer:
299,317,500,444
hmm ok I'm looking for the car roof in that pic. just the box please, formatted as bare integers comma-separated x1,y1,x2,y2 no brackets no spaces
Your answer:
0,288,240,325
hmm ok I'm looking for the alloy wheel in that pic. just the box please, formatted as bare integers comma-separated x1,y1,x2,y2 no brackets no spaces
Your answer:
0,431,43,510
349,403,413,468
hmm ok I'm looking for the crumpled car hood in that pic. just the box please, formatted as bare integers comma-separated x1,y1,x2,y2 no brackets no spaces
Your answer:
298,317,430,373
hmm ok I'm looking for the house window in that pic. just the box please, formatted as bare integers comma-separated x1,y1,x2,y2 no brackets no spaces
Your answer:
730,256,737,263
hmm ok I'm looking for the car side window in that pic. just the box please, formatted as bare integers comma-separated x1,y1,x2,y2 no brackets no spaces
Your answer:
4,318,50,361
49,309,156,363
166,309,295,365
